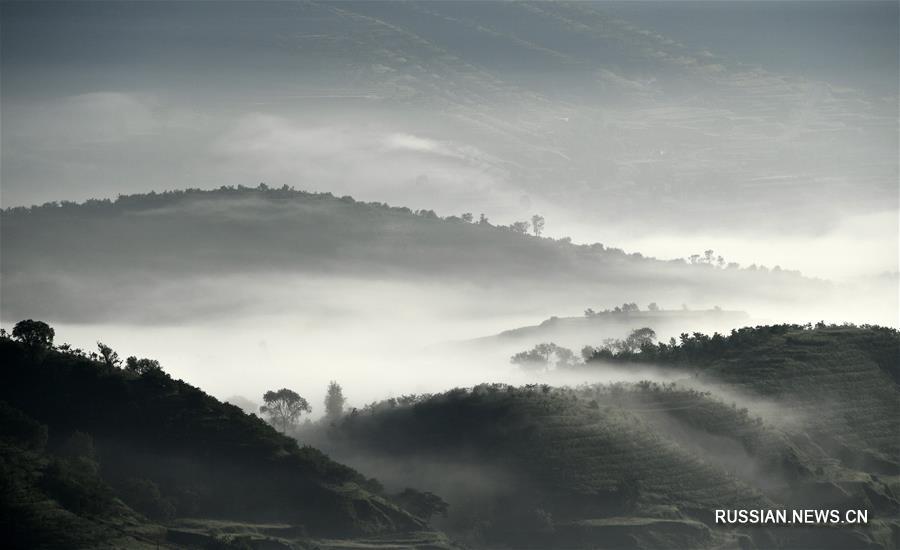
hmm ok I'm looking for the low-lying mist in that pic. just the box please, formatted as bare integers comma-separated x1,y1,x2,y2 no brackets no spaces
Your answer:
9,267,894,420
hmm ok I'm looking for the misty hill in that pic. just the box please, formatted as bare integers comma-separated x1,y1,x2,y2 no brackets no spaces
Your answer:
1,186,824,323
595,324,900,471
459,308,752,354
310,325,900,549
0,335,459,549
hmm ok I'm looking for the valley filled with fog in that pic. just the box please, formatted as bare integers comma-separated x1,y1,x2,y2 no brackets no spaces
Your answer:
1,2,898,549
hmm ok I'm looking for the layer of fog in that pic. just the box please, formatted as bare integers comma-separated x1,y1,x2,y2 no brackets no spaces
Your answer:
7,271,893,419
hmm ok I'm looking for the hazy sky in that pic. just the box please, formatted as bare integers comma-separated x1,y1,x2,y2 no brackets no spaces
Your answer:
2,1,897,281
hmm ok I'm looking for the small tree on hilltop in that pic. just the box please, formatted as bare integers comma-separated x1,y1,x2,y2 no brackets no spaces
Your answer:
260,388,311,432
124,356,162,375
509,220,530,234
324,381,346,422
531,214,545,237
13,319,55,349
13,319,55,360
97,342,122,369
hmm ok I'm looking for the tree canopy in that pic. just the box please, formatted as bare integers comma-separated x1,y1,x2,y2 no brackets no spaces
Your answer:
12,319,55,351
261,388,311,432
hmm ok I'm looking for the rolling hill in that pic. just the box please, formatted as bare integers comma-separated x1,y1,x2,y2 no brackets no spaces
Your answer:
309,325,900,549
456,307,752,354
0,334,458,549
0,186,827,325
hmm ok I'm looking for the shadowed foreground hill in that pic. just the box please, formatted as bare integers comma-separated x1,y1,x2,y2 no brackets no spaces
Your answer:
312,325,900,549
0,186,826,323
0,336,458,549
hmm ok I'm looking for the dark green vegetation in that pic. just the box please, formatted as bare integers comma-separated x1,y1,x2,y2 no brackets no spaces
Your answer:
0,332,458,549
312,325,900,549
0,186,818,323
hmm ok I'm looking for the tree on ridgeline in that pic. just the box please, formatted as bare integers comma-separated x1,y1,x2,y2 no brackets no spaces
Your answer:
13,319,55,349
124,356,163,375
97,342,122,369
324,381,346,422
260,388,311,432
531,214,545,237
509,220,530,234
511,342,577,371
12,319,55,361
623,327,657,353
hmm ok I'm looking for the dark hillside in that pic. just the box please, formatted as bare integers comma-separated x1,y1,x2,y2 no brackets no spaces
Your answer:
0,336,433,548
586,325,900,470
311,326,900,549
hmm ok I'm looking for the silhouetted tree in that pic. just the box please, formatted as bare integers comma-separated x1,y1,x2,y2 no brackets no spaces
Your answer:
531,214,545,237
97,342,121,369
461,212,474,223
647,302,660,311
324,381,346,422
511,343,577,371
13,319,55,360
124,356,162,375
260,388,311,432
624,327,657,352
478,213,489,225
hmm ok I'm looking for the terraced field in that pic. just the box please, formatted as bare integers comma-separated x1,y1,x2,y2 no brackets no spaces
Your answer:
316,326,900,549
698,327,900,469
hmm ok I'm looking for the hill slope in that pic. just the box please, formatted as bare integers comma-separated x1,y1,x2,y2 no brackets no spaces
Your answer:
310,325,900,549
0,336,458,549
1,186,825,324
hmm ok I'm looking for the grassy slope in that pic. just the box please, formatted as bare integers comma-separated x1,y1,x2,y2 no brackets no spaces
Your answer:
0,338,435,548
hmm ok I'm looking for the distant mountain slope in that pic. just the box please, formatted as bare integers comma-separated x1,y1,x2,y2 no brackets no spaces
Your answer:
311,325,900,549
460,308,752,353
0,336,448,548
0,186,825,323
